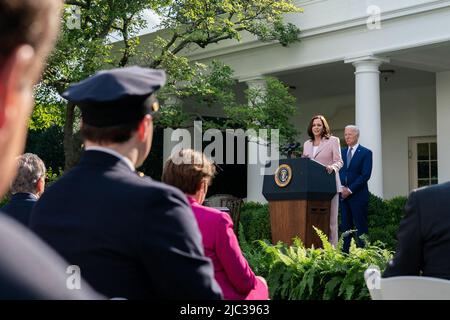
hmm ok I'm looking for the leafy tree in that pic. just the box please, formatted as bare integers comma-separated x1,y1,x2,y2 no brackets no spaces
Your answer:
156,60,299,146
222,76,298,145
34,1,154,168
34,0,303,170
147,0,302,68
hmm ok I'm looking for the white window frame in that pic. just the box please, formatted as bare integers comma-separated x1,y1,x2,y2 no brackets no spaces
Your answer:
408,136,438,191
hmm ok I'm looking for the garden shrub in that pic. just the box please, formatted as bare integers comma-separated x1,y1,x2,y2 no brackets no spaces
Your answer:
240,228,393,300
367,194,407,250
239,202,271,242
26,126,65,171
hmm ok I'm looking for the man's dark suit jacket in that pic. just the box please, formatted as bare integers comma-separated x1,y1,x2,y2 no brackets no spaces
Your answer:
384,182,450,280
30,150,222,299
0,213,101,299
339,145,372,203
1,193,37,226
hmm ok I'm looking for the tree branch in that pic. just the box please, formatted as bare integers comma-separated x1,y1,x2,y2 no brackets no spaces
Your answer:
65,0,88,9
63,102,76,170
118,16,133,67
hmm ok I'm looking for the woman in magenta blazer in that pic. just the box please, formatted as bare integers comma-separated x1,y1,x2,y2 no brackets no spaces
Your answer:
162,149,269,300
303,115,343,247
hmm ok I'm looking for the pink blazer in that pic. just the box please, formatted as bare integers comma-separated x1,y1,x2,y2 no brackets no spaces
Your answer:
187,197,268,300
303,136,343,190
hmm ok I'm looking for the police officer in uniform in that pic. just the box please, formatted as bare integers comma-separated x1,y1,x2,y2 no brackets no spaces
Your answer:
30,67,222,299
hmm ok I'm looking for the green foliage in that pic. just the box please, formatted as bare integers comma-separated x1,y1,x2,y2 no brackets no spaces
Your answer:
239,202,271,243
222,77,298,145
46,167,64,187
154,60,235,128
183,61,236,108
368,194,407,251
153,0,302,58
31,84,65,131
156,104,190,129
249,18,301,47
156,61,299,143
26,126,65,171
34,1,159,168
240,229,392,300
0,196,9,208
36,1,303,170
238,225,273,278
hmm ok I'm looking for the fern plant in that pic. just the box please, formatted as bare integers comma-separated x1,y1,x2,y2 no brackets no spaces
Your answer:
241,227,392,300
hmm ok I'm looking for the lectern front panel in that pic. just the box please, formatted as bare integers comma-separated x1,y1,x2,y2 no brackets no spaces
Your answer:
269,200,307,246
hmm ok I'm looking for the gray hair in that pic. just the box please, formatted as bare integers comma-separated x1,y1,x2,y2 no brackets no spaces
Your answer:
10,153,46,194
345,125,360,137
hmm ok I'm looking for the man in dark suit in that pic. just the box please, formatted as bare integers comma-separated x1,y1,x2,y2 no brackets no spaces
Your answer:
30,67,223,299
1,153,46,226
0,0,100,299
384,182,450,280
339,125,373,253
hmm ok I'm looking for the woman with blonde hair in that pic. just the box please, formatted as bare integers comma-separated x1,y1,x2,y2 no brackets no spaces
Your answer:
303,115,343,246
162,149,269,300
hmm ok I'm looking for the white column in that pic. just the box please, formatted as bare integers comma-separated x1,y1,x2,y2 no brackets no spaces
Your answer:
436,71,450,183
345,55,388,198
243,77,268,203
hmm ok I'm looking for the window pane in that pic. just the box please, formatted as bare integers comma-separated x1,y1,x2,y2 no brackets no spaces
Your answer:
431,179,438,185
417,143,429,161
431,161,438,179
430,143,437,160
418,161,429,179
418,179,430,188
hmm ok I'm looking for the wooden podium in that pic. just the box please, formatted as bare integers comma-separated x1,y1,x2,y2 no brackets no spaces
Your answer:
262,158,336,248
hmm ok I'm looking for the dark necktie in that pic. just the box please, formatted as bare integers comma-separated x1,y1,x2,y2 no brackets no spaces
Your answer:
347,147,353,168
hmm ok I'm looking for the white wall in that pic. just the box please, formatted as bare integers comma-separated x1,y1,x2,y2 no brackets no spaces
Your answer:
436,71,450,183
381,84,436,198
292,0,440,32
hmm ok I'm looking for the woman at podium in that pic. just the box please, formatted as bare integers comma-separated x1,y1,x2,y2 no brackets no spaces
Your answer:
302,115,343,246
162,149,269,300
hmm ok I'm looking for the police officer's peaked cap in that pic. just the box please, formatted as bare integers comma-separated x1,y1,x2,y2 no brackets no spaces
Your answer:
61,66,166,127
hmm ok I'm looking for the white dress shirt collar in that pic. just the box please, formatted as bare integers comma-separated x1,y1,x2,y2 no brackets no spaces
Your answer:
349,143,359,156
85,146,135,172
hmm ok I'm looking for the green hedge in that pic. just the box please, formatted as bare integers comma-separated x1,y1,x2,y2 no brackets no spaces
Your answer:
26,126,65,171
367,194,407,251
239,202,271,242
239,228,392,300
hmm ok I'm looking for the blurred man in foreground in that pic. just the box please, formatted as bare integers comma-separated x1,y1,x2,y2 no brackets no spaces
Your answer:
0,0,100,299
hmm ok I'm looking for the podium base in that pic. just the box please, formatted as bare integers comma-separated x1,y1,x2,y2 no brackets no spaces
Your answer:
269,200,331,248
